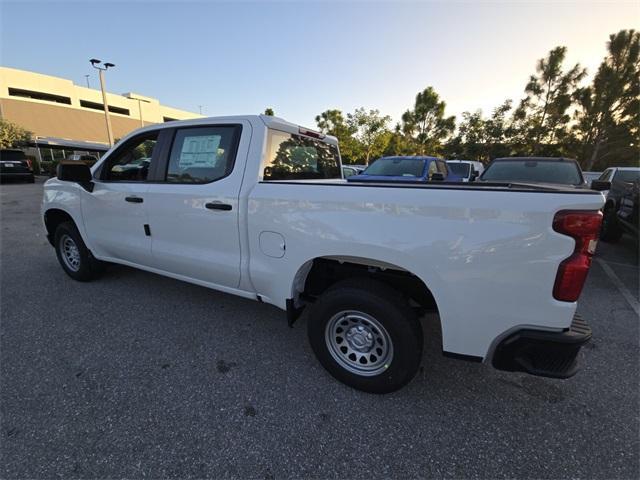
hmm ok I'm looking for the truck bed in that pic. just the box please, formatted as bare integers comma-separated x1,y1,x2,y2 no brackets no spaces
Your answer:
247,180,604,358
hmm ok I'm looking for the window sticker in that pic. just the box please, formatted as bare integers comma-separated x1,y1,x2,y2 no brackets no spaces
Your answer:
178,135,221,169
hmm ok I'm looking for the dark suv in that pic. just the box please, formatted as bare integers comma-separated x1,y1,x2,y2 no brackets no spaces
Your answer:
0,149,35,183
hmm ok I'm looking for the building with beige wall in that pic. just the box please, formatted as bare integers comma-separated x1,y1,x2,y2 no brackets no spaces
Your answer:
0,66,202,161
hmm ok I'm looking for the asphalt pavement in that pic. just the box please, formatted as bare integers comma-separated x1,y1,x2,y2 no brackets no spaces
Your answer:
1,177,638,479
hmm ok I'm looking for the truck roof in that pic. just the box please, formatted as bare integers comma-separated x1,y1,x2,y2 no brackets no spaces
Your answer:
127,114,339,146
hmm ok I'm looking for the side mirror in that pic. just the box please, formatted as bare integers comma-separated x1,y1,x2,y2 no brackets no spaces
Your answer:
430,172,445,182
471,171,479,181
57,162,94,191
590,179,611,191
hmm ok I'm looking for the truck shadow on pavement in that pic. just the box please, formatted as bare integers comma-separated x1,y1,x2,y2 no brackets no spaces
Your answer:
90,262,576,407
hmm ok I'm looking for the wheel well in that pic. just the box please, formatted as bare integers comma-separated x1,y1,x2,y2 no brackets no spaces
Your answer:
295,257,438,313
43,209,75,246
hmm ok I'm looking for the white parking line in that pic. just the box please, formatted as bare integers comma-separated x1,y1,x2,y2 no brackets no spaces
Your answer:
597,259,639,269
595,258,640,316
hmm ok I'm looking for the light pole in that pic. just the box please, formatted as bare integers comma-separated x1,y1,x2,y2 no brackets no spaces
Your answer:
135,98,144,128
84,74,90,88
89,59,115,147
198,105,203,115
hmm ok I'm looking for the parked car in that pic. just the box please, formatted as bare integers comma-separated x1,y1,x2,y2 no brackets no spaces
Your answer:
0,149,35,183
614,179,639,242
446,160,484,182
347,156,461,183
597,167,640,241
65,153,99,167
342,165,364,178
43,115,604,393
480,157,585,186
596,167,640,194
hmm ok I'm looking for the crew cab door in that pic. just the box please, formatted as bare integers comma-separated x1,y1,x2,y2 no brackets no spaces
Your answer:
82,130,164,265
143,123,247,289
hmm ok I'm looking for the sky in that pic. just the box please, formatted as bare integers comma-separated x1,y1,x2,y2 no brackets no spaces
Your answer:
1,0,639,128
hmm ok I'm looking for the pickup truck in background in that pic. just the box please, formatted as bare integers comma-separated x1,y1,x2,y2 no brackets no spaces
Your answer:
346,156,461,183
614,179,639,242
479,157,586,186
43,115,605,393
596,167,640,242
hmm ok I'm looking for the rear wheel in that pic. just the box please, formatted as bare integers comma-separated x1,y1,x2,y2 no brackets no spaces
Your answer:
308,278,423,393
600,206,623,243
54,221,104,281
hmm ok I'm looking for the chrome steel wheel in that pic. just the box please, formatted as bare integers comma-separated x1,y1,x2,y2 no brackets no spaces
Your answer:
325,310,393,376
60,234,81,272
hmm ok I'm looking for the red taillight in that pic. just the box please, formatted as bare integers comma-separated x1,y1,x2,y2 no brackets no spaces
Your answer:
552,210,602,302
25,159,32,170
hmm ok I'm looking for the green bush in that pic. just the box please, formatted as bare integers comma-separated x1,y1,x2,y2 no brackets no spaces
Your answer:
41,160,58,177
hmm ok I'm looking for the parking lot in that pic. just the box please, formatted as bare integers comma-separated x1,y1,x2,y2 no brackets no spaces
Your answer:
1,177,638,479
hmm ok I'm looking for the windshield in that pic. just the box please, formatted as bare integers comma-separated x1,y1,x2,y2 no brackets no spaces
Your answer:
447,163,471,176
481,160,583,185
364,158,426,177
616,170,640,183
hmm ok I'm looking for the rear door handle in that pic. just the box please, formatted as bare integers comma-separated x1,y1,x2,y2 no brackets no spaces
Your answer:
125,196,144,203
205,202,232,211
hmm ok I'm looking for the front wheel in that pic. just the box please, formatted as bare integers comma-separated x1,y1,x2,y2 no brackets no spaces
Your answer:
54,221,104,281
308,278,423,393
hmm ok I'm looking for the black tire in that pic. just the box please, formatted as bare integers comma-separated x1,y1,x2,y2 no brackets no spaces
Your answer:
308,278,423,393
27,175,35,183
54,221,105,281
600,206,623,243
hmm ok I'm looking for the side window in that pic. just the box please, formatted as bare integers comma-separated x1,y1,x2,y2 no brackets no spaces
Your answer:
166,126,240,184
263,130,341,181
103,133,158,181
427,161,438,180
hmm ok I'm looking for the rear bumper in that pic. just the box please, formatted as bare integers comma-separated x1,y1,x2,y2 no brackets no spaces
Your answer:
492,314,591,379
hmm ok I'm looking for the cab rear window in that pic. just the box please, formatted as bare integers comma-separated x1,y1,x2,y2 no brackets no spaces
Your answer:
481,160,583,185
263,130,341,181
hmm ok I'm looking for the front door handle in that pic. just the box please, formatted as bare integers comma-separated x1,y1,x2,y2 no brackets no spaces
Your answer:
205,202,232,211
125,196,144,203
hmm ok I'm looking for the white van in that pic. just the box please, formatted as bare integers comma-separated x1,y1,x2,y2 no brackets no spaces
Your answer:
447,160,484,182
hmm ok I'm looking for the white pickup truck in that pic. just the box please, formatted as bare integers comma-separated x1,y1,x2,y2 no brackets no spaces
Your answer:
43,115,605,393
